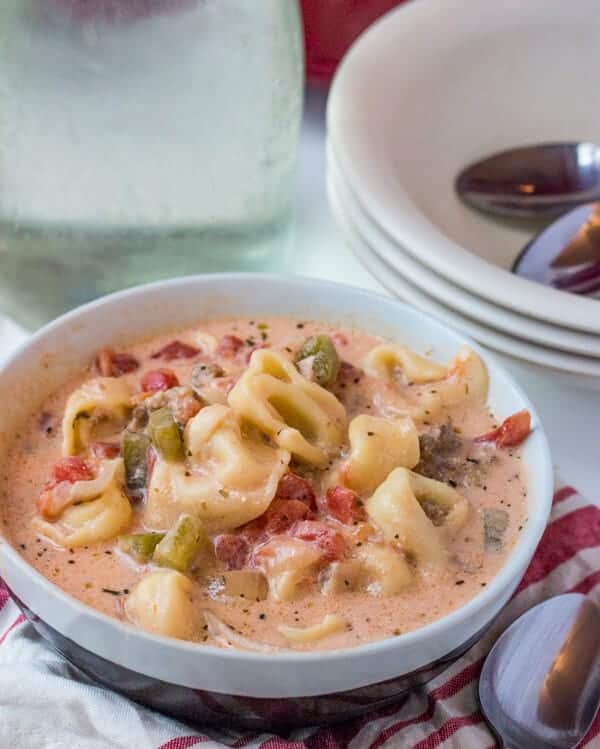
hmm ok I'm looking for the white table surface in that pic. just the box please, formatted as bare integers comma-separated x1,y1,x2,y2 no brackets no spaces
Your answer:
0,86,597,499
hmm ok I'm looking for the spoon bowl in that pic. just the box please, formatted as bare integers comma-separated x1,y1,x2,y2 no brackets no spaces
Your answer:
456,143,600,219
513,202,600,296
479,593,600,748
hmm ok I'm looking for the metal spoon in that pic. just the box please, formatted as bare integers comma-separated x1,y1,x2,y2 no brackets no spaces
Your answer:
512,201,600,295
456,143,600,218
479,593,600,748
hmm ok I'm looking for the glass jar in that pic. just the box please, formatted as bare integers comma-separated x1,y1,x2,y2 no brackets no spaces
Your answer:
0,0,304,327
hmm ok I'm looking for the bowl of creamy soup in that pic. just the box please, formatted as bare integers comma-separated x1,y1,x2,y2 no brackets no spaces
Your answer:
0,274,552,728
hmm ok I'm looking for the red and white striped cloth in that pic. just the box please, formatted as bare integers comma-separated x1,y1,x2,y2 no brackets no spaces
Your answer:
1,481,599,749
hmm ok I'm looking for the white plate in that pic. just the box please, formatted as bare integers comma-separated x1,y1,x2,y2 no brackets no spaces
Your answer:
328,146,600,358
328,0,600,334
328,171,600,385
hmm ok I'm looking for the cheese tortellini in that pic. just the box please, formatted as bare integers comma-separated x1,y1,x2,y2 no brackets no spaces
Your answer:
356,543,413,595
366,468,471,568
62,377,132,455
364,345,488,422
277,614,347,643
228,349,346,466
442,345,489,406
34,459,132,548
144,404,290,532
364,344,447,383
255,538,322,601
321,545,413,596
344,414,420,495
125,570,205,641
321,559,365,595
411,347,489,420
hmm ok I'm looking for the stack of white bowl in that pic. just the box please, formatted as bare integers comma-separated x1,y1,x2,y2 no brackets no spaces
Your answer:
326,0,600,388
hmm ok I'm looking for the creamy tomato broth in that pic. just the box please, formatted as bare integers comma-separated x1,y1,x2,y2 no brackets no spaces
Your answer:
1,318,530,651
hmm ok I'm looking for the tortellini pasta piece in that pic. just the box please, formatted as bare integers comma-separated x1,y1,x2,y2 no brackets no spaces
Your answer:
34,459,132,548
62,377,132,455
442,345,489,406
321,547,412,597
366,468,471,568
321,559,365,595
409,347,489,420
356,543,413,595
344,414,420,495
365,345,488,422
144,404,290,532
364,344,447,383
228,349,346,467
125,570,205,641
254,538,322,601
277,614,347,643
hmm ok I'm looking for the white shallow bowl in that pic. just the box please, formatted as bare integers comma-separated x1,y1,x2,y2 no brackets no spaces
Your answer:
328,0,600,334
328,144,600,359
0,275,552,722
328,172,600,388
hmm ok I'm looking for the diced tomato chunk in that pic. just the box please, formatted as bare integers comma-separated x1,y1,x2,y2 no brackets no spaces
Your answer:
239,494,313,541
214,534,250,570
217,334,245,357
95,348,139,377
290,520,346,562
275,473,317,511
475,410,531,448
170,390,202,425
111,353,140,375
89,442,121,460
38,457,94,520
264,498,311,534
325,486,366,525
150,340,200,361
238,512,269,542
238,521,265,544
51,456,93,485
140,368,180,393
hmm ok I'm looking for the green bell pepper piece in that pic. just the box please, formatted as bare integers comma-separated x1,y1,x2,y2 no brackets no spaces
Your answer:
148,407,184,462
153,514,209,572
